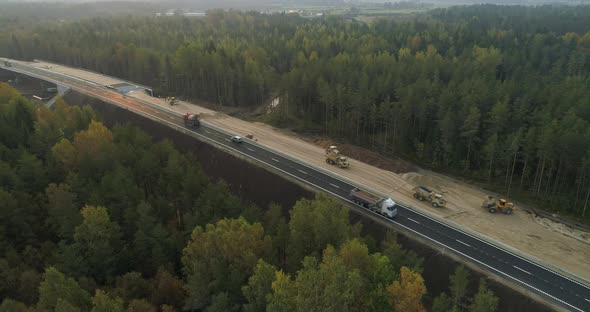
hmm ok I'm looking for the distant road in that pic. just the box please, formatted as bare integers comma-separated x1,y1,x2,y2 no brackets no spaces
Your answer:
2,60,590,312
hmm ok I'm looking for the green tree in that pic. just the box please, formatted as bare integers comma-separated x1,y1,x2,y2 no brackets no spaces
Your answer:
468,280,499,312
128,299,157,312
65,206,123,282
381,230,423,273
0,299,33,312
151,268,186,309
432,292,453,312
182,217,271,310
36,267,91,312
133,201,173,275
90,290,124,312
112,272,151,302
287,194,360,270
45,183,81,240
450,265,470,309
242,259,276,312
461,106,481,171
266,271,296,312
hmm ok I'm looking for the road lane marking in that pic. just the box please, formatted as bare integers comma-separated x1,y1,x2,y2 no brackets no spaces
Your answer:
271,158,279,162
168,116,174,120
393,221,586,312
298,169,308,175
247,148,254,152
585,298,590,303
224,139,230,142
456,239,471,247
329,183,340,189
204,130,211,134
407,217,420,224
398,204,590,292
514,266,532,275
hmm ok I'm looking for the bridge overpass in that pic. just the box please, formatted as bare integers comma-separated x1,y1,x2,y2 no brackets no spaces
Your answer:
1,57,589,312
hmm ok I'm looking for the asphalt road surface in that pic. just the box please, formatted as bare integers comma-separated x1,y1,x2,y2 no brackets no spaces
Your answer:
3,60,590,312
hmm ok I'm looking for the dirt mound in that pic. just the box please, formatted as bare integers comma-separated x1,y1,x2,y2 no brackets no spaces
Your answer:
306,137,417,174
533,215,590,245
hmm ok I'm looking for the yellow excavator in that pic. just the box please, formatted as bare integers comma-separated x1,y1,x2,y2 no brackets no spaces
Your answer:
325,146,350,168
482,196,514,214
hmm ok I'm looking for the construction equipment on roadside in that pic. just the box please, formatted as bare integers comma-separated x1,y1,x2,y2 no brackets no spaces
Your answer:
167,97,177,106
481,196,514,214
325,145,350,168
413,186,446,208
183,113,200,128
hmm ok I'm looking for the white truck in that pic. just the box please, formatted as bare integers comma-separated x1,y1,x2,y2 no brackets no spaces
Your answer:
350,187,398,219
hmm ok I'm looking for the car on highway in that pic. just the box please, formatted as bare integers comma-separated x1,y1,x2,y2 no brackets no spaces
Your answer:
230,135,243,143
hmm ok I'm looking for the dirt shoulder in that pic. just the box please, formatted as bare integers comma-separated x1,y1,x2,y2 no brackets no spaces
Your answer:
124,91,590,282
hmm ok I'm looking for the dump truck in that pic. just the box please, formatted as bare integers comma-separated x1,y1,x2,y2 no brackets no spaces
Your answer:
350,187,397,219
183,113,200,128
167,97,177,106
325,145,350,168
481,196,513,214
413,186,446,208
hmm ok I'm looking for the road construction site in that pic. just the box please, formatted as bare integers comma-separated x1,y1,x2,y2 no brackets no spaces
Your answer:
3,59,590,307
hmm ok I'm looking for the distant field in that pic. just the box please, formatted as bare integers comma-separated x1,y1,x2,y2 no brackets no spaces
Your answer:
272,4,432,16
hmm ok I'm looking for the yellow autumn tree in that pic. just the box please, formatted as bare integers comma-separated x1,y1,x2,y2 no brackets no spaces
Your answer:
387,266,426,312
73,120,113,158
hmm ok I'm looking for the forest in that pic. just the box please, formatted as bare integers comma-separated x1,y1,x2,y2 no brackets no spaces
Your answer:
0,84,500,311
1,5,590,221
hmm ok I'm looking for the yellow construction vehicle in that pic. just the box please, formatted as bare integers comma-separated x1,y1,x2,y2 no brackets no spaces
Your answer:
481,196,514,214
413,186,446,208
325,145,350,168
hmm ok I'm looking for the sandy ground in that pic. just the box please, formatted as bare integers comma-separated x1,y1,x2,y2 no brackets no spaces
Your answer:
14,59,590,283
132,92,590,282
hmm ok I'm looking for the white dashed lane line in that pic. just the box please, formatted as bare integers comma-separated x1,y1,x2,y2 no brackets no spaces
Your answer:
330,183,340,189
298,169,308,175
407,217,420,224
204,130,211,134
224,139,231,142
271,158,279,162
247,148,254,152
456,239,471,248
514,265,532,275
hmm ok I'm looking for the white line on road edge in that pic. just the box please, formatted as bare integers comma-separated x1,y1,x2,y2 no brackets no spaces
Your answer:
456,239,471,247
298,169,308,175
392,222,585,312
271,158,279,162
247,148,254,152
408,217,421,224
330,183,340,189
514,266,532,275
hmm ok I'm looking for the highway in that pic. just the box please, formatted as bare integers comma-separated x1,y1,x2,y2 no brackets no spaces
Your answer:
2,60,590,312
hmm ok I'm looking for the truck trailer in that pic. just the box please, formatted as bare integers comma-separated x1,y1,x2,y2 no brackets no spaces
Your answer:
350,187,397,219
183,113,200,128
